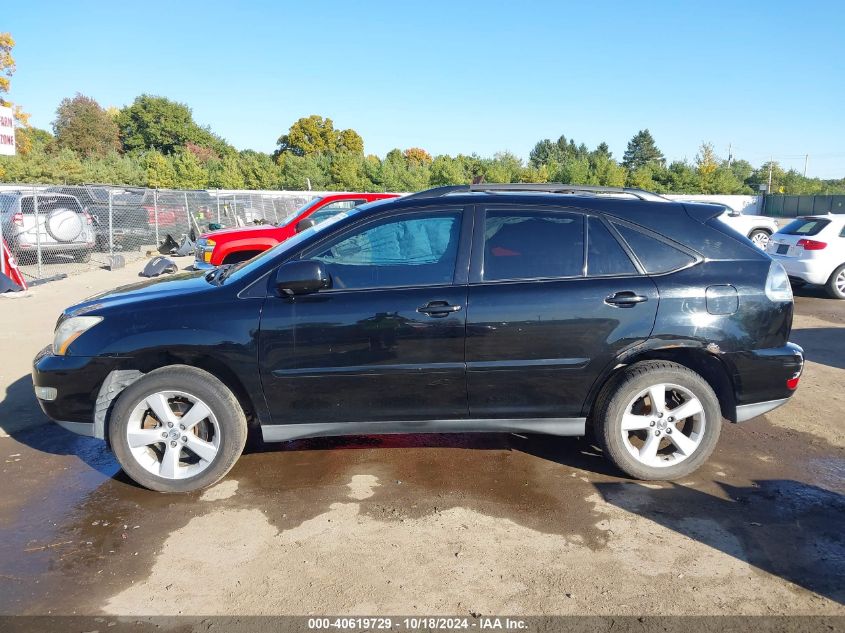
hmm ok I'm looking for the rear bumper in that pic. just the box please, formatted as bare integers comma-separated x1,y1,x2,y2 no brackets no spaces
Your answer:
769,254,831,285
735,397,790,422
725,342,804,422
17,241,94,253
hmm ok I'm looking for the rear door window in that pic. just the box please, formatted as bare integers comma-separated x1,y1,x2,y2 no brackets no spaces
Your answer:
482,209,584,281
587,217,637,276
781,218,831,236
611,222,696,274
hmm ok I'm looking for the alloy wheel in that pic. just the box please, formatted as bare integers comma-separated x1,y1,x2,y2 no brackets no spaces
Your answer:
125,390,220,480
619,382,706,468
751,232,770,248
836,269,845,295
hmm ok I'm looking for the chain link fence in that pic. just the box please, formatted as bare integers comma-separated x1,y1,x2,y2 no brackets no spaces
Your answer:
0,184,324,285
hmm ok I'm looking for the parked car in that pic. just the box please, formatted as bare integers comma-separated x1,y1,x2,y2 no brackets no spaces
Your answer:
46,185,149,252
193,193,399,269
0,191,95,263
680,200,779,249
766,214,845,299
33,184,804,493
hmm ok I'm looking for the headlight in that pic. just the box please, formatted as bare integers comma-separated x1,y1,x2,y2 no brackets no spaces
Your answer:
53,316,103,356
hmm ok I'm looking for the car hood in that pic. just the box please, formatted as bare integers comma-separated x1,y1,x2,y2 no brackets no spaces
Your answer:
65,271,213,317
200,224,281,240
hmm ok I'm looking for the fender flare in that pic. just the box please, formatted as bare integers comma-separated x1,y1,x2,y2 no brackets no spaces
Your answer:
216,238,279,264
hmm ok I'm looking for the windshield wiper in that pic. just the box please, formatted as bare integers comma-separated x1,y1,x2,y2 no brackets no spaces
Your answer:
215,263,237,285
205,263,235,285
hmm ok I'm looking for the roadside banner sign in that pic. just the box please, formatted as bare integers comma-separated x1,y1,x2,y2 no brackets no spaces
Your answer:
0,105,15,156
1,238,27,289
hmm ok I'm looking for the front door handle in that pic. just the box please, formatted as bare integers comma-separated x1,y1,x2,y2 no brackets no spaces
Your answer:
605,291,649,308
417,300,463,317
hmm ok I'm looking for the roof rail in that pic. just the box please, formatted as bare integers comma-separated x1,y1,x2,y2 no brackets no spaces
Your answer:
405,183,668,202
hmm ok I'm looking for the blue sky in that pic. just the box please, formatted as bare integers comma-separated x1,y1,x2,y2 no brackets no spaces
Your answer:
4,0,845,177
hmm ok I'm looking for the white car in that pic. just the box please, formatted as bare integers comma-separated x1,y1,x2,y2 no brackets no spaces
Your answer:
679,200,779,249
767,214,845,299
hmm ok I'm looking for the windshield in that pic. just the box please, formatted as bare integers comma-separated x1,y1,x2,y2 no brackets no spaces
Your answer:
276,197,323,227
218,207,362,284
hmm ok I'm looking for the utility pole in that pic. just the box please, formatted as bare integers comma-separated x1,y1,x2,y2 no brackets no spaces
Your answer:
803,154,809,178
727,143,732,165
767,156,773,193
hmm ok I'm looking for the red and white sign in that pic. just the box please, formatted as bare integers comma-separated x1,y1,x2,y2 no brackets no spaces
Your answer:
0,105,15,156
1,239,27,289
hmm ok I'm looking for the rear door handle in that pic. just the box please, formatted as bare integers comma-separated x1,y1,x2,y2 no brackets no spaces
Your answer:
605,291,649,308
417,301,463,317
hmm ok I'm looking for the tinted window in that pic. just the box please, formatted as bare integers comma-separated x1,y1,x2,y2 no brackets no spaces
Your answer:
781,218,831,236
588,217,637,276
307,211,461,289
20,196,83,215
612,223,695,274
840,225,845,238
483,210,584,281
309,200,364,225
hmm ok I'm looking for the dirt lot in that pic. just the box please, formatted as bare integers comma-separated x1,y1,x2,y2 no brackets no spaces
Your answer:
0,266,842,617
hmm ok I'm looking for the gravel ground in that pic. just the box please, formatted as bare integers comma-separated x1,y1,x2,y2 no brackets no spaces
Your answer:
0,265,842,617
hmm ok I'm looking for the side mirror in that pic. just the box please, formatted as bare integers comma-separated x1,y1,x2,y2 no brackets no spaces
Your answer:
728,209,741,217
274,260,331,296
295,218,317,233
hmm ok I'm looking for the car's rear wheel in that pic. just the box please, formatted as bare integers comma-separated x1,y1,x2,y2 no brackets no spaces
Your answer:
108,366,247,493
594,361,722,480
826,264,845,300
748,229,771,249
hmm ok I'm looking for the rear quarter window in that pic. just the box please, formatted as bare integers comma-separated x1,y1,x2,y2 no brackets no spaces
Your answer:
780,218,831,236
611,222,696,274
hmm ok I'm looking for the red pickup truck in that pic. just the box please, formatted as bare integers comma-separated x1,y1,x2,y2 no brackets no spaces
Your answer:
193,193,398,269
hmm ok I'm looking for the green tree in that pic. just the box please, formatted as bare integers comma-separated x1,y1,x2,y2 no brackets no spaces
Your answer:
1,32,32,153
117,95,232,155
429,154,469,186
172,150,207,188
622,129,664,171
238,150,280,189
53,93,121,158
276,115,364,157
143,150,177,188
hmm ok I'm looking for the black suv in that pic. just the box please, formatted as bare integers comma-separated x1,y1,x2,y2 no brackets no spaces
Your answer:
32,184,804,493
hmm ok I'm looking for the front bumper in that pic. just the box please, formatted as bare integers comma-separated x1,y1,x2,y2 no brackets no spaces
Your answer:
31,345,115,436
769,254,831,285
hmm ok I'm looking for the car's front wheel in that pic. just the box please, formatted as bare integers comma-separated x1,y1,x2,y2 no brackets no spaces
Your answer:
826,264,845,300
108,366,247,493
594,361,722,480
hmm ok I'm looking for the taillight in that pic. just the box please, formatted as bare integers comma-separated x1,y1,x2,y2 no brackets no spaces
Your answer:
84,211,93,225
786,371,801,390
797,239,827,250
12,212,23,227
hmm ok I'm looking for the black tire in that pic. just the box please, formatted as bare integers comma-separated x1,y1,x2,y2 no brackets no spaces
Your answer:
593,360,722,480
747,229,771,250
108,366,247,493
825,264,845,300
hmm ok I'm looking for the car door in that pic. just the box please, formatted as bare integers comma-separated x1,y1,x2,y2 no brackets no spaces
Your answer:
259,205,473,425
465,206,659,419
